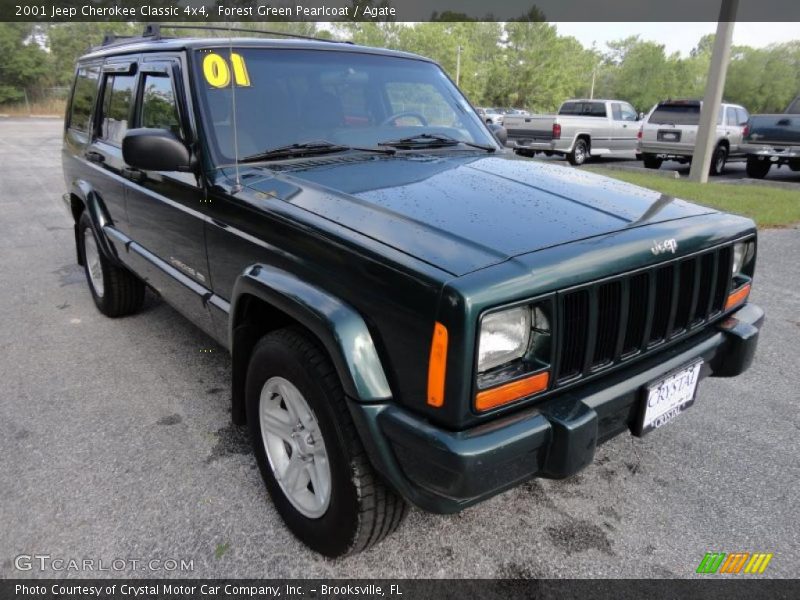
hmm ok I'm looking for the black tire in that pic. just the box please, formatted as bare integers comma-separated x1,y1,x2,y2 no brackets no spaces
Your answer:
788,160,800,172
567,138,588,165
245,327,407,557
710,144,728,176
642,153,663,169
77,212,144,318
514,149,535,158
746,156,771,179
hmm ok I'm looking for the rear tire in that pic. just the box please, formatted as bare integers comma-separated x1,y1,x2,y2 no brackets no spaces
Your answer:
567,139,588,165
245,327,407,557
710,144,728,176
78,212,144,318
514,149,535,158
642,153,662,169
746,156,771,179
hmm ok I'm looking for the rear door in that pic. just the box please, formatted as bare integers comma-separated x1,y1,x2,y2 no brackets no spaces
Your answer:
82,59,138,237
727,106,749,155
122,57,217,338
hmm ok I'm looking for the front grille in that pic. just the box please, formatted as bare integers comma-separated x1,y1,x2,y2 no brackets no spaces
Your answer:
554,245,733,383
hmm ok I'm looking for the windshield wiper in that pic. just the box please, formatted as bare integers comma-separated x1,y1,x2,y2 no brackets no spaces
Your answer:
378,133,496,152
240,140,395,163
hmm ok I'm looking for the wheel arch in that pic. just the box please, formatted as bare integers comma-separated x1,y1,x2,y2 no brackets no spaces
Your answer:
574,133,591,152
229,265,392,425
69,180,119,266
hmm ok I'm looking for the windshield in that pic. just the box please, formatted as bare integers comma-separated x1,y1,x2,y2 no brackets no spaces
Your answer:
192,47,495,163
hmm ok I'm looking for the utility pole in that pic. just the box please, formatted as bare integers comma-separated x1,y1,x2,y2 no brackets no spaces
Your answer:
456,45,462,86
689,0,738,183
590,68,596,100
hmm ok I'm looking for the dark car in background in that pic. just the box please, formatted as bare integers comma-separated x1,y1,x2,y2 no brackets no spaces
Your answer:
741,96,800,178
61,28,764,557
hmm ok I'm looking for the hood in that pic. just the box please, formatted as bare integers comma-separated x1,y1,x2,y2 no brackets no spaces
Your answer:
245,154,715,276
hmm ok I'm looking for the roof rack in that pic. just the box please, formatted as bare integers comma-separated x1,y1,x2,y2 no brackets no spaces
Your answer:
157,24,351,44
90,23,351,53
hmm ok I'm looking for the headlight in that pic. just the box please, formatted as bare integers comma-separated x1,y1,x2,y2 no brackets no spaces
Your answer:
731,242,746,274
477,306,531,372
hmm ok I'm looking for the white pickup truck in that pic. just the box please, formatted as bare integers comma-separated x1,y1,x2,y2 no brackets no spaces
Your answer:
504,99,641,165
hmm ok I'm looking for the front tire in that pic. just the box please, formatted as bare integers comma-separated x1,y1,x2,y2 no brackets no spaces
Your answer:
78,212,144,317
245,327,407,557
746,156,771,179
567,139,588,165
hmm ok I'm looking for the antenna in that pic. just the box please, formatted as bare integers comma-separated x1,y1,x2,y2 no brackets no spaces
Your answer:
228,24,243,195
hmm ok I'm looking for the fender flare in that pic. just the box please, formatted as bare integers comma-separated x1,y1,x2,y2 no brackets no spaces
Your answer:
229,265,392,421
70,180,120,265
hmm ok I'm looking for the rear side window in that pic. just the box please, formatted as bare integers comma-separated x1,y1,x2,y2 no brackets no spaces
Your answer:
786,97,800,114
726,107,738,126
99,74,136,146
68,65,100,133
648,103,700,125
140,74,182,138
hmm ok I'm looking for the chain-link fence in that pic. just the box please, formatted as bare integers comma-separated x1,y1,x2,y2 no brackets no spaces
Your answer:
0,86,69,117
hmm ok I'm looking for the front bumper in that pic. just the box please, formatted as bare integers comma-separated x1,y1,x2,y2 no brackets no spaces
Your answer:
348,303,764,514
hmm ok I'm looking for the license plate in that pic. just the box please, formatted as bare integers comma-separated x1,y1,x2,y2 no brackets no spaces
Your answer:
658,131,680,142
636,360,702,435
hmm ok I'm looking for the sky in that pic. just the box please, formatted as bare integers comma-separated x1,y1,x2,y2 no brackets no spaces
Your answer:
553,22,799,56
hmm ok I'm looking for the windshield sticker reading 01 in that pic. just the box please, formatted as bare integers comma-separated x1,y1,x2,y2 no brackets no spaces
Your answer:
202,53,250,88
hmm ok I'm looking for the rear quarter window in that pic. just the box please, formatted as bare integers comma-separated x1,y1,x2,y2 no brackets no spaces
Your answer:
68,65,100,133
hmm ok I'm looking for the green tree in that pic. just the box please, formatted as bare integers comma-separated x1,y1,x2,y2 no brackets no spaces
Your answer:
0,24,50,104
46,23,138,87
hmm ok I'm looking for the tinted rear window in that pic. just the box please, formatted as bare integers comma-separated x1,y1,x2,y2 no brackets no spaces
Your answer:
787,97,800,114
649,104,701,125
559,101,607,117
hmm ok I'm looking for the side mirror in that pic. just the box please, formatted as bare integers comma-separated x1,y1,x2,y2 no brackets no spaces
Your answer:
122,128,192,172
488,123,508,146
638,112,645,121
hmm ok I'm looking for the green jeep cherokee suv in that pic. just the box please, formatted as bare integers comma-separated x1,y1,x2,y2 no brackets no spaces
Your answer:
62,28,764,556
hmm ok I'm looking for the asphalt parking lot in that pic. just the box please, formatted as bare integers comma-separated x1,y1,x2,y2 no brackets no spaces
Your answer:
1,118,799,579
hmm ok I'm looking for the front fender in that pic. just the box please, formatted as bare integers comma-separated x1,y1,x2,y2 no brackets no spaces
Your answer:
231,265,392,405
70,180,120,265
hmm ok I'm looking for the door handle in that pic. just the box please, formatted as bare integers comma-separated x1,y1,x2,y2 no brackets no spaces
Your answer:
622,124,628,128
122,167,146,183
85,151,105,163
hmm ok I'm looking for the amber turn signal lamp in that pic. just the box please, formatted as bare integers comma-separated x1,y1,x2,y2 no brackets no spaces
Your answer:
426,322,448,407
725,282,751,311
475,371,550,412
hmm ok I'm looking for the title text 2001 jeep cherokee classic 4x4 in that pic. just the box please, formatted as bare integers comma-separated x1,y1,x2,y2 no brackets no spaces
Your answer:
62,30,764,557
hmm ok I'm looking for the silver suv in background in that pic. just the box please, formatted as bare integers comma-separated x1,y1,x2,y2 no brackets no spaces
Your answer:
476,107,505,125
639,100,750,175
